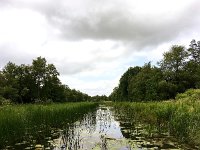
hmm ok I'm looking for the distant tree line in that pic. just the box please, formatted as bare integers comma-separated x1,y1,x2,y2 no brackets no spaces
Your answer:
0,57,100,104
109,40,200,101
92,95,108,102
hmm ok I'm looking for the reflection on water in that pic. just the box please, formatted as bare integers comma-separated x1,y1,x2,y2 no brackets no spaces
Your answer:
8,105,190,149
52,105,124,150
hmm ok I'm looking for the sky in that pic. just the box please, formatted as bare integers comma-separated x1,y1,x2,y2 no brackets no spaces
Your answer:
0,0,200,96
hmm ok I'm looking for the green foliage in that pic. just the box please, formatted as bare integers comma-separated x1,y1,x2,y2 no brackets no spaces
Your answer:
128,63,163,101
92,95,108,102
109,66,141,101
109,40,200,102
158,80,177,99
0,102,98,148
118,66,141,101
188,39,200,63
159,45,187,74
175,89,200,102
111,89,200,146
0,57,92,103
110,63,168,101
0,96,12,106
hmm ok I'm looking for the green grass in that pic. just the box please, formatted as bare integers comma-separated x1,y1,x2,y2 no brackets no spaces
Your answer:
1,89,200,148
110,89,200,147
0,102,98,148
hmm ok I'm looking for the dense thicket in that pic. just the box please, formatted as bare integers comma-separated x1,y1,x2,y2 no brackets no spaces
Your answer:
109,40,200,101
0,57,92,103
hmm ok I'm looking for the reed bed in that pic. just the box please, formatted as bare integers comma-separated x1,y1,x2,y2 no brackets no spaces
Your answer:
0,102,98,148
110,89,200,147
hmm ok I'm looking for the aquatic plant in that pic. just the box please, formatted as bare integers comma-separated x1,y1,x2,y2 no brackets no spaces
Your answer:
110,89,200,147
0,102,98,148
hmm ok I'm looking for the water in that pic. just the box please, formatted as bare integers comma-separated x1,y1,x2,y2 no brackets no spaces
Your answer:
4,105,194,149
49,105,126,150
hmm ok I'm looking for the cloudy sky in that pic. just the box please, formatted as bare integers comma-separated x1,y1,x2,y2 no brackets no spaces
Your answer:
0,0,200,96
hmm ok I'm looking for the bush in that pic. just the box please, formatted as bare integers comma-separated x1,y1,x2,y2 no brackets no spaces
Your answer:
176,89,200,101
0,96,12,106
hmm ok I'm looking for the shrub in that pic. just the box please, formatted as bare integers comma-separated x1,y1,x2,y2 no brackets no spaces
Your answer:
0,96,12,106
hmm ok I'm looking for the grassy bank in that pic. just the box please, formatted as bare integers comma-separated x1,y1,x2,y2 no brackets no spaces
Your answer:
0,102,98,148
110,89,200,148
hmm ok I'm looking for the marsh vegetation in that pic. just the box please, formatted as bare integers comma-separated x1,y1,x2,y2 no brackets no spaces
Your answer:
111,89,200,149
0,40,200,149
0,102,98,149
1,89,200,149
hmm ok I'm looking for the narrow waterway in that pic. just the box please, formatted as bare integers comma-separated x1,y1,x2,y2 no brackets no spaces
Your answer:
46,105,183,150
10,105,193,150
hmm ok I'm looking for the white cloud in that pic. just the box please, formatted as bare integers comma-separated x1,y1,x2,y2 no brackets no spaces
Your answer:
0,0,200,96
0,8,49,45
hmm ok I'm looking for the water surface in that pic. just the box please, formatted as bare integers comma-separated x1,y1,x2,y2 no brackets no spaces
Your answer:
6,105,194,149
44,105,183,149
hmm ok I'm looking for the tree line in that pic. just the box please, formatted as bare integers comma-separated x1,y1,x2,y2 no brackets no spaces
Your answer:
109,40,200,101
0,57,98,104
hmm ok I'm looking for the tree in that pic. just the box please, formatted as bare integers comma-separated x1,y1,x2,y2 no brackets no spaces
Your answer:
41,64,62,101
30,57,67,102
159,45,187,79
128,63,163,101
111,66,141,101
0,57,92,103
31,57,47,101
158,80,177,99
1,62,19,102
119,66,141,101
159,45,188,92
184,39,200,88
109,87,119,102
17,64,33,103
109,40,200,102
0,71,6,92
188,39,200,63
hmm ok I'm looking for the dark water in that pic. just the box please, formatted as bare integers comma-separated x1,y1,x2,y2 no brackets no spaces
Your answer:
4,105,194,150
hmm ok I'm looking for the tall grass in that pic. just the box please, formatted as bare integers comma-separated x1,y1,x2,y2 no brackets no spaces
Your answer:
110,89,200,147
0,102,98,148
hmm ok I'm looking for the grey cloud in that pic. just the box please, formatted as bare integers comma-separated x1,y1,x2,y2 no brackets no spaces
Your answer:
54,53,122,75
0,44,34,68
0,42,120,76
56,61,95,75
2,0,200,50
1,0,200,75
40,1,200,49
1,0,200,95
0,46,93,75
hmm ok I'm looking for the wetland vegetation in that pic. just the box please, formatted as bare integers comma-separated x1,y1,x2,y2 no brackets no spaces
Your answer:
0,102,98,149
0,90,200,149
111,89,200,149
1,93,200,149
0,40,200,149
